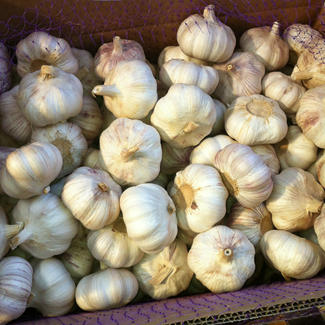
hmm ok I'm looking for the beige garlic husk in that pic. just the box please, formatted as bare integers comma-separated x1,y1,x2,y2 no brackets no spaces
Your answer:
240,22,289,71
188,225,255,293
260,230,325,280
83,148,106,170
29,258,76,316
215,143,273,208
151,173,169,188
0,256,33,325
275,125,317,170
169,164,228,233
16,31,79,76
211,99,227,135
133,240,193,300
225,94,287,145
309,150,325,187
266,168,324,232
251,145,280,175
213,51,265,106
177,227,197,246
0,86,32,144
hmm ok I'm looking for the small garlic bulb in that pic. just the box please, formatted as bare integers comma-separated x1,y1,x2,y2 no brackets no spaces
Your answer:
0,142,62,199
225,94,287,145
188,225,255,293
62,167,122,230
314,206,325,251
260,230,325,280
215,143,273,208
83,148,106,170
309,150,325,187
210,99,227,135
169,164,228,233
0,256,33,324
275,125,317,170
266,168,324,232
0,43,11,94
251,145,280,175
29,258,76,316
213,51,265,106
240,22,289,71
133,240,193,299
76,268,138,311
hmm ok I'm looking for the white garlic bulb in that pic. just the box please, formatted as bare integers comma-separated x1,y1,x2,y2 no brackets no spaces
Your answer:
314,205,325,251
188,225,255,293
210,99,227,136
83,148,106,170
251,145,280,175
309,150,325,188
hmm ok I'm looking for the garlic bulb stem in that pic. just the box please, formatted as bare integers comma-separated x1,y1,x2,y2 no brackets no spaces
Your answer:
39,65,56,80
5,222,24,239
98,182,109,192
10,228,32,250
306,197,323,214
121,145,140,161
203,4,218,23
43,186,50,194
223,248,233,257
92,85,120,97
182,121,199,134
149,264,177,285
113,36,123,55
271,22,281,35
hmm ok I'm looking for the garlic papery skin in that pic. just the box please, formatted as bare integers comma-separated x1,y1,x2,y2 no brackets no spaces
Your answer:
266,168,324,232
93,60,157,120
211,99,227,135
260,230,325,280
159,59,219,95
83,148,106,170
62,167,122,230
215,143,273,208
213,51,265,106
169,164,228,233
190,135,236,167
262,72,305,115
309,150,325,188
151,84,216,148
225,94,287,145
87,216,144,268
10,193,78,258
0,43,11,95
177,227,197,246
240,22,289,71
0,256,33,324
0,86,32,144
251,145,280,175
188,225,255,293
177,5,236,63
29,258,75,316
16,31,78,77
120,184,177,254
0,142,62,199
275,125,317,170
133,240,193,299
100,118,162,186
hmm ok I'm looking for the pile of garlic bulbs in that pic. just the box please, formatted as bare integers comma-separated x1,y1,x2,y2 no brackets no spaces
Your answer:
1,4,325,323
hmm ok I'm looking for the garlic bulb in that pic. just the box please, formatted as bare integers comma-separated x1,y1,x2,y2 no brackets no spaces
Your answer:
29,258,75,316
188,225,255,293
133,240,193,299
225,94,287,145
260,230,325,280
251,145,280,175
275,125,317,170
83,148,106,170
120,183,177,254
87,216,144,268
0,86,32,144
95,36,145,79
18,65,83,127
240,22,289,71
10,193,78,258
76,268,138,311
210,99,226,135
314,206,325,251
177,5,236,63
0,43,11,94
266,168,324,232
215,143,273,208
16,31,78,76
159,59,219,94
93,60,157,120
169,164,228,233
0,256,33,324
226,203,273,247
190,134,236,167
151,173,169,188
151,84,216,148
213,51,265,106
62,167,122,230
309,150,325,187
0,142,62,199
100,118,162,185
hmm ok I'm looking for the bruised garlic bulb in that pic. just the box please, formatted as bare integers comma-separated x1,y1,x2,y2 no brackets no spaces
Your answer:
100,118,162,185
211,99,226,135
0,142,62,199
251,145,280,175
314,206,325,251
266,168,324,232
169,164,228,233
151,84,216,148
62,167,122,230
215,143,273,208
133,240,193,299
83,148,106,170
76,268,138,311
225,94,287,145
0,43,11,94
188,225,255,293
309,150,325,187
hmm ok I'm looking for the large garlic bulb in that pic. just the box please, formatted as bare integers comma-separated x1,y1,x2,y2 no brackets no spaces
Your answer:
309,150,325,188
0,43,11,94
188,225,255,293
266,168,324,232
251,145,280,175
133,240,193,299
